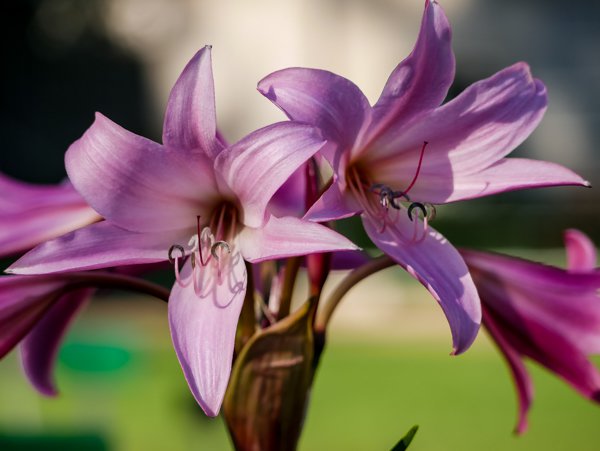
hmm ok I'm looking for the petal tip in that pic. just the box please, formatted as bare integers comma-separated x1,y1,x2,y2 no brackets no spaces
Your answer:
199,399,221,417
39,386,59,398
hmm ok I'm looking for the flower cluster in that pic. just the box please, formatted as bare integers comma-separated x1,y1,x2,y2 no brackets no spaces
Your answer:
0,0,597,446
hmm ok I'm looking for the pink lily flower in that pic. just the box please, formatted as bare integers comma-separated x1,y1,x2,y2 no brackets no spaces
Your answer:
0,173,99,257
0,275,90,395
0,267,168,397
7,46,357,416
461,230,600,433
257,0,588,353
0,175,100,393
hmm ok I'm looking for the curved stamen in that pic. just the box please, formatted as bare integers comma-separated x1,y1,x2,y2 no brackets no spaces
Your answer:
402,141,428,196
211,241,231,260
407,202,427,222
168,244,185,264
169,244,191,287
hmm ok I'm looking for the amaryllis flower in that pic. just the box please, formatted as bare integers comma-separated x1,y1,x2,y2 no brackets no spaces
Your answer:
0,275,90,395
461,229,600,433
7,46,357,416
0,269,168,396
257,0,587,353
0,173,99,257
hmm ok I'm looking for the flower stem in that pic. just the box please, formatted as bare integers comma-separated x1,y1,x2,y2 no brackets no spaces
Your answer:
276,257,302,320
51,271,171,302
315,255,395,331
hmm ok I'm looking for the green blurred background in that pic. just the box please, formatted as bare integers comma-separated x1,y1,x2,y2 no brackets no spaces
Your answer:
1,0,599,449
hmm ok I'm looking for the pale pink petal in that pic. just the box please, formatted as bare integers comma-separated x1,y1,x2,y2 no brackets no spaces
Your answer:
0,175,99,257
0,175,82,212
215,123,326,227
20,289,91,396
482,307,533,434
162,46,223,158
405,158,588,204
366,64,549,203
0,276,64,358
362,215,481,354
238,214,358,263
7,221,189,275
168,256,247,416
66,113,219,232
564,229,597,272
0,205,99,258
258,68,370,158
363,0,454,149
304,182,362,222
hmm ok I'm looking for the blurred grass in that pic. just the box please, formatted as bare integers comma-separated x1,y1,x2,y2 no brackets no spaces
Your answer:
1,247,599,450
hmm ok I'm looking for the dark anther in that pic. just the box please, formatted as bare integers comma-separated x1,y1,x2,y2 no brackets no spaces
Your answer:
371,183,409,210
168,244,185,264
407,202,427,221
211,241,231,260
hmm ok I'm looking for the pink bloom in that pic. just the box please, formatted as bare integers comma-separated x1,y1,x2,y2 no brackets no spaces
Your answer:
0,173,99,257
258,0,587,353
461,230,600,433
7,46,357,416
0,176,99,390
0,274,90,396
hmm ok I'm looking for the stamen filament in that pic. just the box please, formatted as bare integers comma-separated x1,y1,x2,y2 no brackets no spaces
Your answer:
402,141,428,196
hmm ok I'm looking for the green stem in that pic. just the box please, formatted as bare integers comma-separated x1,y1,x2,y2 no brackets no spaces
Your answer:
276,257,302,320
315,255,395,331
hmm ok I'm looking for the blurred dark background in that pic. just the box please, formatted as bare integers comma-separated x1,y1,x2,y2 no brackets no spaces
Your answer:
1,0,598,248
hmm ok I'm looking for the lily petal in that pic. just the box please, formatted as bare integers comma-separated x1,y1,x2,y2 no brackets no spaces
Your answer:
367,64,549,202
20,289,91,396
331,250,372,270
168,257,247,416
362,215,481,354
364,0,454,148
463,248,600,356
269,163,307,218
482,306,533,434
564,229,597,272
404,158,588,204
215,122,326,227
473,261,600,405
0,205,99,259
0,175,85,213
7,221,188,275
0,175,99,257
238,214,358,263
304,181,362,222
258,68,370,162
0,276,64,358
163,46,223,158
66,113,219,232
